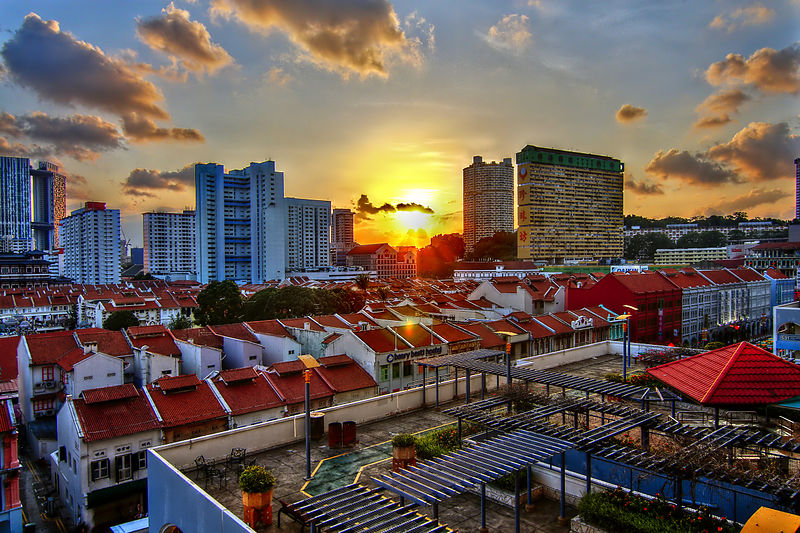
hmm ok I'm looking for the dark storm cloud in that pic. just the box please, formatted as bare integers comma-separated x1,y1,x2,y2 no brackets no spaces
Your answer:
121,164,196,197
355,194,434,220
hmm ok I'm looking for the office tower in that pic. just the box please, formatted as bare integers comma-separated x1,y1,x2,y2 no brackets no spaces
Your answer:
0,156,33,252
331,208,355,266
516,145,623,263
462,156,514,254
286,198,331,272
795,157,800,220
30,161,66,250
143,210,196,275
60,202,121,284
195,161,286,283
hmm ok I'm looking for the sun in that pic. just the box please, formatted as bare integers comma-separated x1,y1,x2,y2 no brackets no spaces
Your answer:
395,210,431,230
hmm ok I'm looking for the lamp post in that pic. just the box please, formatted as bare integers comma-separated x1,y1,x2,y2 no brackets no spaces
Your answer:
298,355,320,481
621,304,639,373
616,314,631,381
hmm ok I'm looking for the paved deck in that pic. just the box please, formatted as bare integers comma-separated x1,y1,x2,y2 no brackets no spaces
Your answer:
196,402,575,532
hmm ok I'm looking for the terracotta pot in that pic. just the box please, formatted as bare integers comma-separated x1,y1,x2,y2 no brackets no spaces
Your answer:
242,488,274,509
392,445,415,461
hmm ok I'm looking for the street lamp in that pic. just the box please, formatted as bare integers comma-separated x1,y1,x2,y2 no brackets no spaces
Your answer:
298,354,320,480
616,314,631,381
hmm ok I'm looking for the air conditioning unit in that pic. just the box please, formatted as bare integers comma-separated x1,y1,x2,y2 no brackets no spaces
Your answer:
45,381,56,389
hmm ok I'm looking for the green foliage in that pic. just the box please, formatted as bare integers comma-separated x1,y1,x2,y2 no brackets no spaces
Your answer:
418,233,465,278
605,373,624,383
241,286,365,321
195,280,243,326
414,426,461,460
355,273,371,291
238,465,276,493
624,232,675,262
627,372,661,387
391,433,416,447
704,341,725,350
103,310,139,331
676,231,727,249
578,488,737,533
167,314,193,330
491,471,526,492
132,272,157,280
469,231,517,261
65,304,78,330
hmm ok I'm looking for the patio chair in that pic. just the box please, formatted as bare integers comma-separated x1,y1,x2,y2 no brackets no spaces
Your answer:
226,447,247,474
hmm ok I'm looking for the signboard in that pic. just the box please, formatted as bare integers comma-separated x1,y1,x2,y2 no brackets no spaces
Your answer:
386,346,443,363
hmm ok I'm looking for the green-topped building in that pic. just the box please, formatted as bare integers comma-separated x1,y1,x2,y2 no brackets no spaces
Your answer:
516,145,623,264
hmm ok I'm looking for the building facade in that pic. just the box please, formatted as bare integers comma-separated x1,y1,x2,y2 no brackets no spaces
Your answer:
195,161,286,283
654,247,728,265
60,202,121,285
463,156,514,254
285,198,331,272
30,161,66,251
142,210,196,277
516,145,623,263
331,208,356,266
0,156,33,253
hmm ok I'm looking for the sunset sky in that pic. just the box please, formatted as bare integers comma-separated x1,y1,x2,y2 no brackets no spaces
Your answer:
0,1,798,248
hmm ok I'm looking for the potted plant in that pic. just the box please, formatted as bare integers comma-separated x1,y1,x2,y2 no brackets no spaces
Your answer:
391,433,416,471
239,465,276,509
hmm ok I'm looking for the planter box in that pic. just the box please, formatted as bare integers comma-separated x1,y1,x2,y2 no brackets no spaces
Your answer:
570,515,606,533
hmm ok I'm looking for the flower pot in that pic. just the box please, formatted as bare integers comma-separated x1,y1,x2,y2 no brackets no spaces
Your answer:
242,488,273,509
392,445,415,461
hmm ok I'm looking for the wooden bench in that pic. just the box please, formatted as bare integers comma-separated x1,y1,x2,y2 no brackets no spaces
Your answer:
277,499,309,532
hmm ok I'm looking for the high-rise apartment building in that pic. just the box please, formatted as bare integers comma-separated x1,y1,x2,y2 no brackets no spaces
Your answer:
286,198,331,272
195,161,286,283
143,210,196,275
516,145,623,263
30,161,66,250
0,156,33,252
60,202,121,284
331,208,356,266
795,157,799,220
462,156,514,254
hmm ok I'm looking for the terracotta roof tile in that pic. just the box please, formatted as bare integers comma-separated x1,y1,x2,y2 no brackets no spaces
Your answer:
147,377,226,427
74,387,159,441
24,331,80,365
355,329,409,353
429,323,477,343
210,323,260,343
460,323,506,349
263,369,334,405
391,324,442,348
0,336,19,381
75,329,133,357
315,355,376,393
170,327,224,349
278,318,325,332
211,371,284,415
82,384,138,404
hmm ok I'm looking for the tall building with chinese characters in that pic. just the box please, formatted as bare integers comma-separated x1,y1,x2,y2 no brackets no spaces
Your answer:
462,156,514,254
516,145,623,263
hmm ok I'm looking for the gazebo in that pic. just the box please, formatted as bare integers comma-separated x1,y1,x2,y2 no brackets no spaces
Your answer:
647,341,800,426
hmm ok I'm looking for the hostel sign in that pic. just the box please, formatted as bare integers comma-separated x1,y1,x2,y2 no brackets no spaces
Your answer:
385,346,443,363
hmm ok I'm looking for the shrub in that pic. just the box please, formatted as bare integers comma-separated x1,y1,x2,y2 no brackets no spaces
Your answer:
239,465,276,493
391,433,416,448
627,372,660,387
605,373,624,383
500,383,547,413
578,488,737,533
415,439,449,460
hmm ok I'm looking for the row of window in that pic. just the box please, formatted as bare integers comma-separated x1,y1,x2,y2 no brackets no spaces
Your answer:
90,452,147,482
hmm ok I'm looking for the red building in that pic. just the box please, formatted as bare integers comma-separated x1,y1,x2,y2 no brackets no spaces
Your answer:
568,271,681,344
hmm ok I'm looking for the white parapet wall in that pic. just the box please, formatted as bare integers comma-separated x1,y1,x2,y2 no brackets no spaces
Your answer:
516,340,680,371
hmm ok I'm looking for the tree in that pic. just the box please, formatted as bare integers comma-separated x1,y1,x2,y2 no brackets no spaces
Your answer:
195,280,243,326
354,273,371,292
470,231,517,261
418,233,465,278
167,314,192,330
103,311,139,331
241,286,364,321
64,304,78,330
624,232,674,262
132,272,157,280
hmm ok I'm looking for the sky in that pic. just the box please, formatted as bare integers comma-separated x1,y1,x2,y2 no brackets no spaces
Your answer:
0,0,798,248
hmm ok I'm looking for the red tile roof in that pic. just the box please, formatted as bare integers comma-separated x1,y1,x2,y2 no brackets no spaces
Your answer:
170,327,224,349
322,333,341,344
764,267,789,279
338,313,379,328
485,319,527,336
75,329,133,357
211,371,284,415
24,331,80,365
310,315,351,329
56,348,95,371
659,269,713,289
647,342,800,406
727,268,765,282
210,323,260,343
263,369,334,405
74,386,159,441
347,243,392,255
315,355,376,393
82,384,138,404
218,367,259,384
429,323,478,343
607,271,679,293
279,318,325,332
126,326,181,357
355,329,409,353
0,401,13,432
698,269,741,285
391,324,441,348
147,377,226,427
0,336,19,381
460,323,506,349
512,318,554,339
157,374,202,392
270,360,306,375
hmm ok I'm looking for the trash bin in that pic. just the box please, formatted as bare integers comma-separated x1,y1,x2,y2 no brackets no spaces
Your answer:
310,411,325,440
328,422,343,448
342,420,357,447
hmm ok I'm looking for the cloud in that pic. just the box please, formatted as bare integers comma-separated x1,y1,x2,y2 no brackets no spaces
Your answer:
627,177,664,195
0,136,50,159
485,14,531,53
0,111,124,161
210,0,428,79
1,13,169,118
693,88,750,129
67,173,92,201
615,104,648,124
706,188,786,215
706,44,800,94
645,149,739,186
266,67,293,87
709,4,774,32
396,202,434,214
121,164,196,197
707,122,800,182
121,113,204,143
136,2,233,74
354,194,434,220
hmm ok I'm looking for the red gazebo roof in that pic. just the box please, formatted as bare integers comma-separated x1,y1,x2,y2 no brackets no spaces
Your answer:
647,342,800,406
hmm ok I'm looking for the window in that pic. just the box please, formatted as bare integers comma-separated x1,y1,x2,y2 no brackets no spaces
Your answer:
115,454,132,482
403,361,412,377
41,366,54,381
392,362,400,379
134,450,147,471
83,375,93,380
380,365,389,381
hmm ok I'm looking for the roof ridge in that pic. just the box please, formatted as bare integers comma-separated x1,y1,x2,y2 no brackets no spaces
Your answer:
701,342,745,403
